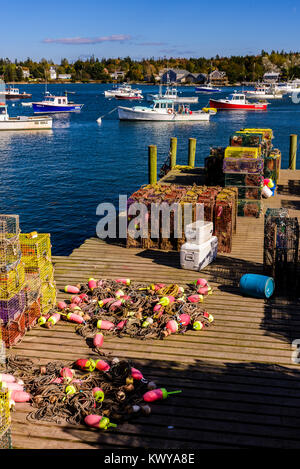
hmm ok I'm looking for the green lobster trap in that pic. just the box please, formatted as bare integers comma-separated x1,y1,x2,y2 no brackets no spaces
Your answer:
237,199,262,218
19,233,52,269
225,173,263,187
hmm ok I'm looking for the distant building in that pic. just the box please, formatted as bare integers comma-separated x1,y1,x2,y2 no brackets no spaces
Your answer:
110,71,126,80
49,66,57,80
209,70,228,86
159,69,208,84
21,67,30,79
58,74,72,80
263,71,280,82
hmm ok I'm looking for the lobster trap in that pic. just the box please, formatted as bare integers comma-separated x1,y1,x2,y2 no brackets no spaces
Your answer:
40,280,56,315
0,215,21,273
0,290,27,324
264,212,299,298
0,262,25,300
224,146,261,159
236,186,262,200
230,132,262,148
19,233,52,269
1,310,26,347
25,300,41,330
24,270,41,307
0,388,12,449
237,199,262,218
223,157,264,174
224,173,263,187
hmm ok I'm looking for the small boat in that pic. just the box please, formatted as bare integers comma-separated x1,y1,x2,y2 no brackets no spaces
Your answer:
146,85,198,103
195,84,222,93
32,91,83,113
0,102,52,130
104,83,142,98
21,102,33,107
209,92,268,111
0,85,32,100
245,85,283,99
118,99,216,121
115,90,144,100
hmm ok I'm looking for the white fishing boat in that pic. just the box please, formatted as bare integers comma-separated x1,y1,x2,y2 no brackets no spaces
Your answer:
118,99,215,121
0,102,52,130
104,83,142,98
195,84,222,93
245,85,283,99
0,85,32,100
146,85,198,103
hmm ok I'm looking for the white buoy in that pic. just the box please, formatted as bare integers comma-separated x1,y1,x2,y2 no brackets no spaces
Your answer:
97,117,102,124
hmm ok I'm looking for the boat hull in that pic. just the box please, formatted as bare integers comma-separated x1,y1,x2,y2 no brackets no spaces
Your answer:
115,95,143,100
146,94,198,103
118,106,210,121
32,103,83,113
209,99,267,111
246,92,282,99
195,88,221,93
0,117,52,130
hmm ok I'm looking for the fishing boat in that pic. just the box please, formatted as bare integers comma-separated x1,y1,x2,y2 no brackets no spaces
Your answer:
32,91,83,113
115,90,144,100
0,85,32,100
195,84,222,93
104,83,142,98
146,85,198,103
118,99,216,121
209,92,268,111
245,85,283,99
0,102,52,130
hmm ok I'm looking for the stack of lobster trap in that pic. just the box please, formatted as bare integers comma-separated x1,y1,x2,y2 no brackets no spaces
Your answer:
263,208,299,298
0,385,12,449
127,183,237,254
0,215,56,348
221,128,281,217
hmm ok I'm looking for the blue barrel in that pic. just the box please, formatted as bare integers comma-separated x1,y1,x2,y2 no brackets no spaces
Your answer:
239,274,275,299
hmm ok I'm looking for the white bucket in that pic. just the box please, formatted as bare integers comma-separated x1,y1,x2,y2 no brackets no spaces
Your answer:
262,185,273,198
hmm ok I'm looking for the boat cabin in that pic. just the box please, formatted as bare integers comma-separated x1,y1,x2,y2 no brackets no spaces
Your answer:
152,99,191,113
43,92,68,105
227,93,247,103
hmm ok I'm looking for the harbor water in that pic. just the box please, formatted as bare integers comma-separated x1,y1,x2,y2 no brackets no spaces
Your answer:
1,83,299,255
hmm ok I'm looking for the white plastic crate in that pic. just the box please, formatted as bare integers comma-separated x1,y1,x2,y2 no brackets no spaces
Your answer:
185,221,213,244
180,236,218,271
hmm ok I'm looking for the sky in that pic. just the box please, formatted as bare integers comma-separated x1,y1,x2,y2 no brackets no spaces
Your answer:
1,0,300,63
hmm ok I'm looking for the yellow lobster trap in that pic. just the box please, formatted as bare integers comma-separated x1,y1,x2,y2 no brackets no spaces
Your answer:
0,387,12,449
224,146,261,159
19,233,52,270
40,280,56,315
0,262,25,300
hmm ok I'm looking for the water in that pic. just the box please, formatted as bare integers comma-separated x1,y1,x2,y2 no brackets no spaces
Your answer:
1,83,299,255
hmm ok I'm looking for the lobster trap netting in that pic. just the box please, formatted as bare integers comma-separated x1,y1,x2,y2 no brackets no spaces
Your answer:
0,290,27,324
0,215,21,273
40,280,56,315
223,157,264,174
1,309,26,347
19,233,52,269
0,262,25,300
264,212,299,298
0,389,12,449
25,301,41,330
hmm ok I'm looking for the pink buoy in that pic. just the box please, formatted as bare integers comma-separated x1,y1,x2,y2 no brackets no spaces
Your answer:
93,333,104,348
79,293,89,302
97,319,115,330
92,387,105,402
143,388,181,402
66,312,85,324
196,278,208,287
84,414,117,430
178,313,191,326
165,320,178,334
188,294,203,303
116,320,127,330
115,278,130,285
98,298,114,307
95,359,110,372
57,301,67,310
10,390,31,402
64,285,80,294
70,295,82,305
88,278,97,291
197,285,212,295
45,313,61,328
60,367,74,379
131,367,143,380
1,382,24,391
0,373,16,383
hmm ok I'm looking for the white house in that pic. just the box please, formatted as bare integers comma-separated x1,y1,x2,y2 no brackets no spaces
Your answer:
21,67,30,79
263,72,280,82
49,66,57,80
58,74,72,80
110,71,126,80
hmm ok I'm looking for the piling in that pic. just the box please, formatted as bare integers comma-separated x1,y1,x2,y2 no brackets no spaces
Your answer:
170,137,177,169
188,138,197,168
289,134,297,170
148,145,157,185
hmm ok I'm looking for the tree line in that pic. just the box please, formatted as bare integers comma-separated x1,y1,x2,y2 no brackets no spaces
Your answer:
1,51,300,83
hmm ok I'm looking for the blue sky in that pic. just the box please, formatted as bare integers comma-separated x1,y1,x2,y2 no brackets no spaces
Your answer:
1,0,299,62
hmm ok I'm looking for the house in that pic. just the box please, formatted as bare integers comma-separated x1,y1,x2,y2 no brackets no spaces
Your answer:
263,71,280,82
21,67,30,79
110,71,126,80
159,69,209,84
58,74,72,80
209,70,228,86
49,66,57,80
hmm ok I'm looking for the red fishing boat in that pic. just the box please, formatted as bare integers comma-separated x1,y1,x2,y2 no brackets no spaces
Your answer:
209,92,268,111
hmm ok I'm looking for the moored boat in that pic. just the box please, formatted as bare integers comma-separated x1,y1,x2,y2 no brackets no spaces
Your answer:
32,91,83,113
245,85,283,99
104,83,142,98
0,102,52,130
209,92,268,110
115,91,144,100
118,99,216,121
146,85,198,103
195,84,222,93
0,85,32,100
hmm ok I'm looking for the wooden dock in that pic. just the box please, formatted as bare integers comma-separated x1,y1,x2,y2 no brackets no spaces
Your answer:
9,169,300,449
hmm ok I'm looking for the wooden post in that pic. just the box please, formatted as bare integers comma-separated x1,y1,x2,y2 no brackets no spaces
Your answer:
289,134,297,170
170,137,177,169
148,145,157,185
188,138,196,167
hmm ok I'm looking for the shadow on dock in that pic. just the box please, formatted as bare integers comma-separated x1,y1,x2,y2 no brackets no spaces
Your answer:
60,358,300,449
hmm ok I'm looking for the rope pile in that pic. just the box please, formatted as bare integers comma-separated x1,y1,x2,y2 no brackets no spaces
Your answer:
54,277,215,345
